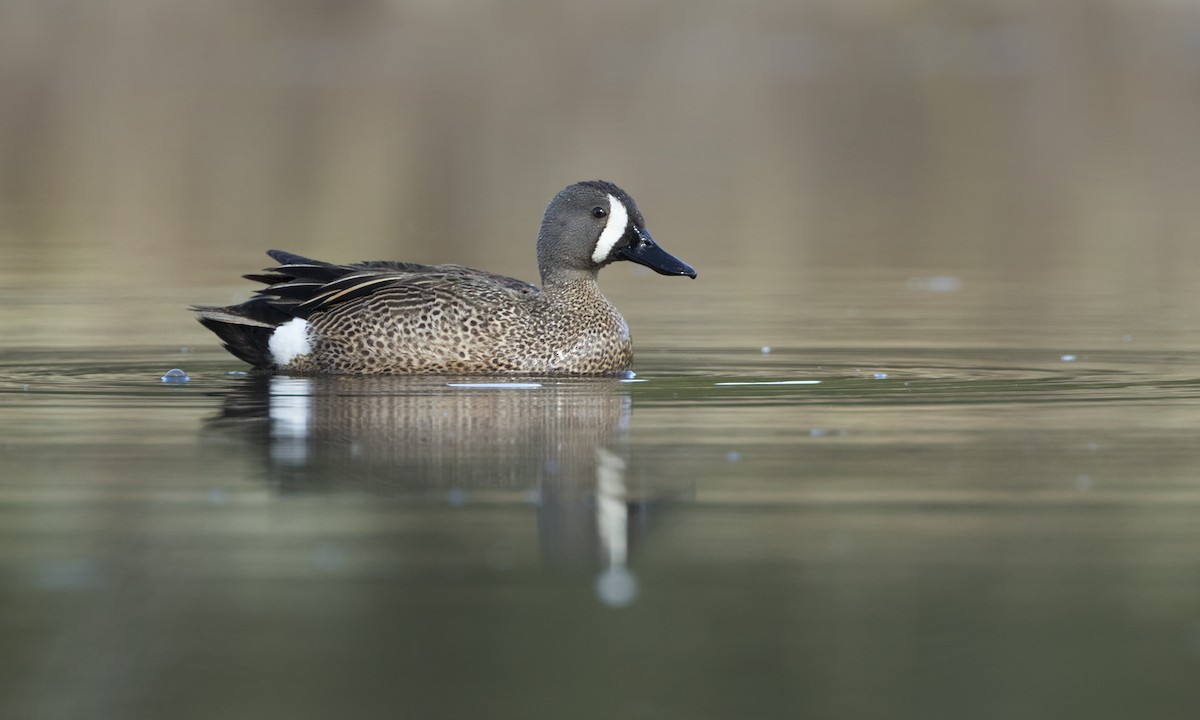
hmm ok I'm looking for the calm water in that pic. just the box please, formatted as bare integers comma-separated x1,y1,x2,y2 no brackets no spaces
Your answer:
3,267,1200,719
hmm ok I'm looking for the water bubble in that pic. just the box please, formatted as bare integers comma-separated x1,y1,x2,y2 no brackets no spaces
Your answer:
873,372,888,379
161,368,190,383
595,567,639,608
1060,354,1077,362
726,451,742,464
761,346,771,354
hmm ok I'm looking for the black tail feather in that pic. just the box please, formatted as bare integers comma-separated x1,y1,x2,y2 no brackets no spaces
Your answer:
196,250,419,367
193,298,292,368
266,249,322,267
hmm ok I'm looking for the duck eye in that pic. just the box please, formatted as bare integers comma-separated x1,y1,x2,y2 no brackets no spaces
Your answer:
592,206,607,219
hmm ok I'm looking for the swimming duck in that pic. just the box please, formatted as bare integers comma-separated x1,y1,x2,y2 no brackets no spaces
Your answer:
194,180,696,375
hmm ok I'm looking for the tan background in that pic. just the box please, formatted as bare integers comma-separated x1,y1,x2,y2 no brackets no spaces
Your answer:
3,0,1198,290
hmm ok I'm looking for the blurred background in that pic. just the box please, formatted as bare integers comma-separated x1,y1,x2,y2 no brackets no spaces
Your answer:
3,0,1200,294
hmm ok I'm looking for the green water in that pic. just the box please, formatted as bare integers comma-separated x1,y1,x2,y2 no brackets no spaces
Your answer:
3,268,1200,720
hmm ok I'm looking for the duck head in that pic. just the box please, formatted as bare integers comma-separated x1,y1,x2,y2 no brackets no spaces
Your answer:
537,180,697,284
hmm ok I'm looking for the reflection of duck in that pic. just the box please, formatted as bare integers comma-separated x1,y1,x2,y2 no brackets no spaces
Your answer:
208,375,687,584
194,181,695,375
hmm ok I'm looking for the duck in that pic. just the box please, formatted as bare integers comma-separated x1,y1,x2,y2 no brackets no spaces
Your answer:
193,180,696,375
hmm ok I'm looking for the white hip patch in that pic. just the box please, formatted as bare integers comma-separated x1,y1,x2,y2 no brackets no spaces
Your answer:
268,317,312,366
592,194,630,264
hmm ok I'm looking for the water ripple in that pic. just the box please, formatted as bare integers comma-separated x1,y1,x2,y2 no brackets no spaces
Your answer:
1,346,1198,408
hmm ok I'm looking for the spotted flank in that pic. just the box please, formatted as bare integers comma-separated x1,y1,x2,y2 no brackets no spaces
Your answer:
193,180,696,375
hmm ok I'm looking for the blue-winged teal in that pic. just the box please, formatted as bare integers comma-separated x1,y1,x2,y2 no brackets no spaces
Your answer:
194,180,696,375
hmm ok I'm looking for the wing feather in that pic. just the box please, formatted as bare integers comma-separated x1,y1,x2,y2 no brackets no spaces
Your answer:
247,250,540,320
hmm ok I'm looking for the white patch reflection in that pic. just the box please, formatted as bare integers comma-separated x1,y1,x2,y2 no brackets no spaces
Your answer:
268,376,313,465
595,448,639,608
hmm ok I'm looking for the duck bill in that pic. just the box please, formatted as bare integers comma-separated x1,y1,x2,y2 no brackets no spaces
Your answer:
618,230,697,278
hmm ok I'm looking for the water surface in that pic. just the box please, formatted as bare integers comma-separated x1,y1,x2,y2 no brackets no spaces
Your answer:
6,1,1200,715
3,268,1200,719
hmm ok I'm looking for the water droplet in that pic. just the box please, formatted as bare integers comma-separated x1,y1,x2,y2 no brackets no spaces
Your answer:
726,451,742,464
1060,354,1077,362
873,372,888,379
760,346,771,354
595,567,639,608
161,368,190,383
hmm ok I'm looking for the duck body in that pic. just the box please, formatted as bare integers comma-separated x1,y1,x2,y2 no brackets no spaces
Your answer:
194,181,695,375
257,257,634,375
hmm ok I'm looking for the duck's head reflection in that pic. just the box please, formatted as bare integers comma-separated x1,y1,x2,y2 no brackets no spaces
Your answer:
211,374,684,601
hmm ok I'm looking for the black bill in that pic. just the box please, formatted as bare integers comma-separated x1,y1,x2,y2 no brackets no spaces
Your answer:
618,229,697,278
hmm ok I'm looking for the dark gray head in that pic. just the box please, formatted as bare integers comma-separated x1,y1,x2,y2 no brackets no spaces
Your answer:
536,180,697,285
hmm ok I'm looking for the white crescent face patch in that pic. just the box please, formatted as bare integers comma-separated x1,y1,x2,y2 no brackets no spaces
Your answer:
591,194,630,264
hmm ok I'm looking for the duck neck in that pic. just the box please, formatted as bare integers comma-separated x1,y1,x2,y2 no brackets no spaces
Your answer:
539,264,600,292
